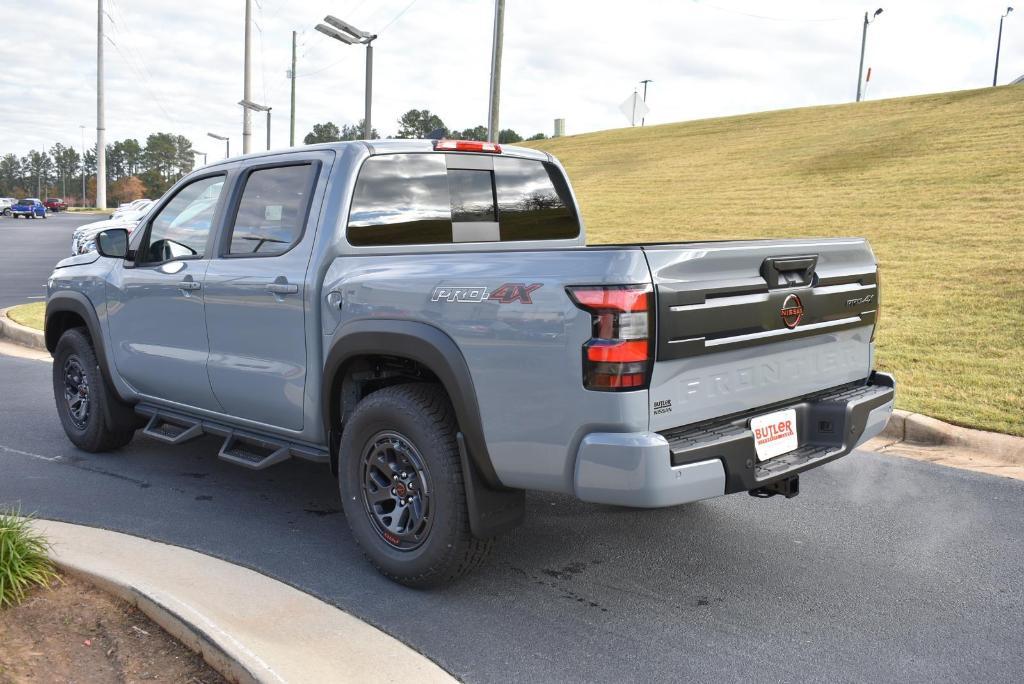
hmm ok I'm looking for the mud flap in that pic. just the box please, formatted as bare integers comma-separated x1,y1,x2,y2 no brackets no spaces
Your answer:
457,432,525,538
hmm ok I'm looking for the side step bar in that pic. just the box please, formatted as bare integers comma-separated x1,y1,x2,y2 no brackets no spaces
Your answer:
135,405,329,470
142,413,204,445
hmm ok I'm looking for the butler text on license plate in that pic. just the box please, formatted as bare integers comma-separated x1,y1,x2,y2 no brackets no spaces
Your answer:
751,408,798,461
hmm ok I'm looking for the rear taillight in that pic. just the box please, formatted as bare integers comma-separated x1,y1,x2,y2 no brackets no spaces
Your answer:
433,139,502,153
567,284,653,391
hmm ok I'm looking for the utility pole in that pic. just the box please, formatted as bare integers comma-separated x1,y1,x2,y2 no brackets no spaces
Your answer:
290,30,297,146
364,41,373,139
640,79,653,126
79,125,86,206
994,7,1015,87
243,0,253,154
487,0,505,143
856,8,883,102
96,0,106,209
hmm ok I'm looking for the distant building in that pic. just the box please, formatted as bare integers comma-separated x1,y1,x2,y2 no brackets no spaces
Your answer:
553,119,566,138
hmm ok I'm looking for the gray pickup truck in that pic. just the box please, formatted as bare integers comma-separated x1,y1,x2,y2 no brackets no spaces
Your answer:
45,139,894,586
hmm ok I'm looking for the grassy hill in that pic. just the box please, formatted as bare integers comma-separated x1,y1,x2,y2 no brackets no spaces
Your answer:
525,87,1024,436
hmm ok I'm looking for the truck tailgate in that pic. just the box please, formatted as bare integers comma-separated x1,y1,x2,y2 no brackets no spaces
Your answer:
645,238,878,432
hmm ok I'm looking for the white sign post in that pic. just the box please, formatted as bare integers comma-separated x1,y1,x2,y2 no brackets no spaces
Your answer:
619,91,650,127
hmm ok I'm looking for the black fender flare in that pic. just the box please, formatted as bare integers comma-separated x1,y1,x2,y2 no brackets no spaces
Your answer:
45,291,137,424
323,319,524,537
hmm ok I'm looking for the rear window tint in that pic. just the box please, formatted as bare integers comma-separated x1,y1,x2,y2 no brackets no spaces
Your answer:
347,154,452,246
346,153,579,246
494,157,579,241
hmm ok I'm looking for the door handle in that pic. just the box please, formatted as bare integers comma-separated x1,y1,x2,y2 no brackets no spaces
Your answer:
266,283,298,295
178,280,201,291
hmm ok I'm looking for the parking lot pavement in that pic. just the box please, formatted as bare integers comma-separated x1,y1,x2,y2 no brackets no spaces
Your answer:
1,351,1022,683
0,212,95,308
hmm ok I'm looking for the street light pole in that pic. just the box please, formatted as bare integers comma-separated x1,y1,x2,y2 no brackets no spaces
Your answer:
207,132,230,160
994,7,1015,86
290,30,297,146
96,0,106,209
315,16,377,140
242,0,254,154
856,8,883,102
640,79,653,126
79,125,86,206
487,0,506,143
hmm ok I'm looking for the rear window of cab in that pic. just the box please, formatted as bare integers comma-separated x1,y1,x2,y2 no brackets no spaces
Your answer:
347,153,579,246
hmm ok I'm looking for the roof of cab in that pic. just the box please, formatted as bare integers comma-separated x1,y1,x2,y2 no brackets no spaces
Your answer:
203,138,551,170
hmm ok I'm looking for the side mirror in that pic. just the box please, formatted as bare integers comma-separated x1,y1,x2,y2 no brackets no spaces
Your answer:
96,228,129,259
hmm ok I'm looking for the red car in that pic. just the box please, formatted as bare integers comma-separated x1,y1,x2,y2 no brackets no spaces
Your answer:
45,198,67,212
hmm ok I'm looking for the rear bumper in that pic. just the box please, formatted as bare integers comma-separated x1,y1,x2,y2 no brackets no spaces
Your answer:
573,372,895,507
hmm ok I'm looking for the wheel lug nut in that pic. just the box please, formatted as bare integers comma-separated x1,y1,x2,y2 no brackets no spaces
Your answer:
391,488,396,495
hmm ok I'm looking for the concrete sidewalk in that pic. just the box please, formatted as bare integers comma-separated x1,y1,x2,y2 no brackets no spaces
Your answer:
35,520,455,684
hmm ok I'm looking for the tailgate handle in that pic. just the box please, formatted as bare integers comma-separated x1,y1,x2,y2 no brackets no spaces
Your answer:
760,255,818,288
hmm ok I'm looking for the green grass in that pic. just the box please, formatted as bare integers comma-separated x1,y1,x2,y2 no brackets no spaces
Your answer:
0,509,59,609
6,302,44,331
526,86,1024,436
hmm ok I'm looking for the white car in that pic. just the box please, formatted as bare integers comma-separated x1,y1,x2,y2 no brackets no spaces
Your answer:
109,198,153,220
0,197,15,216
72,216,142,255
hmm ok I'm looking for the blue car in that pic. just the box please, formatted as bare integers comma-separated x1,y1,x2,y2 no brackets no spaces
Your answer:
10,198,47,219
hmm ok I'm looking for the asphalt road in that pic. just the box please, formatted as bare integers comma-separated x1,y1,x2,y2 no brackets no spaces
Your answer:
1,352,1022,682
0,211,93,308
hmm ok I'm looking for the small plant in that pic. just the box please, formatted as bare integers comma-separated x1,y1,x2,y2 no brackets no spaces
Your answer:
0,508,60,609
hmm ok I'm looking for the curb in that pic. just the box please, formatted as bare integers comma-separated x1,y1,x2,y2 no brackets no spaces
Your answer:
0,306,46,351
875,409,1024,467
34,520,456,684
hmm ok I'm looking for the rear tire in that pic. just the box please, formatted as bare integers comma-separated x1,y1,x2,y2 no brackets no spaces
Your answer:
339,383,492,587
52,328,137,452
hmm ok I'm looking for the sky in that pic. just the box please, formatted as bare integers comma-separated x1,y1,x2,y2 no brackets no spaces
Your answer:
0,0,1021,161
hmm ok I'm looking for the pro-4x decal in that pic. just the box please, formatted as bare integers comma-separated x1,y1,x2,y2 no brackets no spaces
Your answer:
431,283,542,304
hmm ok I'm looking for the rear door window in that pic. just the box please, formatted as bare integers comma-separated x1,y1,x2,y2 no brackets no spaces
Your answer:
225,164,316,256
346,153,579,246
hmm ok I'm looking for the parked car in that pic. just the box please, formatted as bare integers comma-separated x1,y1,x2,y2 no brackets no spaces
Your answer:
110,198,153,220
71,216,143,255
45,198,67,212
0,197,15,215
10,198,46,219
44,139,893,586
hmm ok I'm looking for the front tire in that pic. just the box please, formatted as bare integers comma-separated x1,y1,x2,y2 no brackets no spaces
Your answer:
52,328,137,452
339,383,492,587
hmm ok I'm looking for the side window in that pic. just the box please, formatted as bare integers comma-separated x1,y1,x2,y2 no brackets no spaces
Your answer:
494,158,579,241
226,164,316,256
347,154,452,246
138,176,224,264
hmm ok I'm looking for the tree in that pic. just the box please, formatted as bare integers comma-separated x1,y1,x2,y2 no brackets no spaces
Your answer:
25,150,54,197
526,132,547,141
303,122,341,144
174,135,194,178
109,175,147,205
498,129,523,144
121,138,143,176
396,109,447,139
0,154,23,196
49,143,81,198
452,125,488,141
141,132,180,195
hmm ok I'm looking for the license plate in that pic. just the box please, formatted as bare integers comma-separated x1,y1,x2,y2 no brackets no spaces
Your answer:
750,408,799,461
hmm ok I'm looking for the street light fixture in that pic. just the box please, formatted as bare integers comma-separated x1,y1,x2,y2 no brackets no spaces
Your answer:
316,15,377,140
193,150,208,166
994,7,1015,86
856,8,883,102
207,132,230,159
239,99,272,150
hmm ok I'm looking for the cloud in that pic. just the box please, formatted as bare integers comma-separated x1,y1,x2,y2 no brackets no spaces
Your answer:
1,0,1021,159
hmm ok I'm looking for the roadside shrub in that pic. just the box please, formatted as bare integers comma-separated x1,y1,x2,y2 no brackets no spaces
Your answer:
0,508,59,608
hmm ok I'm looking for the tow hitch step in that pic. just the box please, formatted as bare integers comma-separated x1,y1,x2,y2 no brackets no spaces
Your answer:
218,434,291,470
142,413,203,445
749,475,800,499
